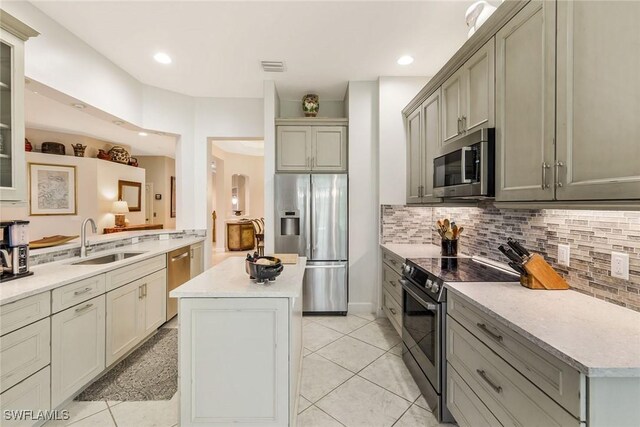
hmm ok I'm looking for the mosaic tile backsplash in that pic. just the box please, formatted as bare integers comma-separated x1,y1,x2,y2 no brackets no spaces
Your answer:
381,203,640,312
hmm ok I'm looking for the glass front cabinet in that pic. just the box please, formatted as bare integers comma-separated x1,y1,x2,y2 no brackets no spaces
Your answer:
0,12,38,202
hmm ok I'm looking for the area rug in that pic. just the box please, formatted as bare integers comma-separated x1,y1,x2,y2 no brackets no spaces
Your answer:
76,328,177,401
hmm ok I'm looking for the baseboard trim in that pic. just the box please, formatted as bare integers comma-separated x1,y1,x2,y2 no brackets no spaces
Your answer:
347,302,374,315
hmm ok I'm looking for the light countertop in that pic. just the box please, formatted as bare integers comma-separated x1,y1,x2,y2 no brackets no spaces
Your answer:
171,256,307,299
380,243,442,259
0,237,205,305
446,281,640,377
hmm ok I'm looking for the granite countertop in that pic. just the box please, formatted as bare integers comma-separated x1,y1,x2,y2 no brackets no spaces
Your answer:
171,256,307,299
445,282,640,377
0,237,205,305
380,243,443,259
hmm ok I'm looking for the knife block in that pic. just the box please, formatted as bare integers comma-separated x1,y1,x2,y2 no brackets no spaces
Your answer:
520,254,569,290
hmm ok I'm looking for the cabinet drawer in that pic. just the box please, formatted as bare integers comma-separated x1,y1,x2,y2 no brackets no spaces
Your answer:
448,294,583,419
382,290,402,335
105,255,166,291
447,318,580,427
0,366,51,427
0,318,50,393
447,363,502,427
52,275,106,313
382,249,403,274
0,293,51,336
382,263,402,304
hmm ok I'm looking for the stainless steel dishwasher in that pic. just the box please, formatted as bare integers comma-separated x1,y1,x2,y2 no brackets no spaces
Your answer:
167,246,191,321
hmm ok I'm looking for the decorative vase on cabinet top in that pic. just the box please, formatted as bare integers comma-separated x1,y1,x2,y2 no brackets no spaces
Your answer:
302,94,319,117
108,146,130,164
97,149,111,160
71,143,87,157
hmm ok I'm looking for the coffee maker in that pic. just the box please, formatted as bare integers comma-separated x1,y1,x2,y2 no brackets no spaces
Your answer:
0,220,33,282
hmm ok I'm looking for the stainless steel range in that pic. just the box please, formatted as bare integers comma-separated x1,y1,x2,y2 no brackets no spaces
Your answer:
399,257,518,423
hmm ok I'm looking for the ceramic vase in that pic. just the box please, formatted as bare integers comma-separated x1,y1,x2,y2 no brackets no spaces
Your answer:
302,94,319,117
97,149,111,160
71,143,87,157
108,146,131,164
25,138,33,152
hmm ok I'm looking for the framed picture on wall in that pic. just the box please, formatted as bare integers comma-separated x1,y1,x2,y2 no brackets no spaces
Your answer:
170,176,176,218
28,163,77,216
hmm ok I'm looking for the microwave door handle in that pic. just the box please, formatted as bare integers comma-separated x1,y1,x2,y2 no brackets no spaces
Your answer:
461,147,472,184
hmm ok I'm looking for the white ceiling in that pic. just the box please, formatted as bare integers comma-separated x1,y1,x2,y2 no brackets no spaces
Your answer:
212,139,264,156
30,0,481,100
25,84,177,157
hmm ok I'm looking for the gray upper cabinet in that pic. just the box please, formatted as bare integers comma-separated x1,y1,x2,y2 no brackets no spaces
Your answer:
442,68,464,144
406,108,423,204
463,38,495,135
495,0,555,202
276,126,312,171
276,122,347,173
442,38,495,146
406,90,441,204
555,1,640,200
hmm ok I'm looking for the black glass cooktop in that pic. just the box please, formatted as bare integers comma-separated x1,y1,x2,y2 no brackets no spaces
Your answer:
408,257,519,283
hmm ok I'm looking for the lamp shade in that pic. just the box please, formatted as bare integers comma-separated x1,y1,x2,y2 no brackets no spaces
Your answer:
111,200,130,214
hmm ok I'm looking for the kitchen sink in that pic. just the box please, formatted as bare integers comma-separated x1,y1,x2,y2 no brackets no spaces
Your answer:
71,251,146,265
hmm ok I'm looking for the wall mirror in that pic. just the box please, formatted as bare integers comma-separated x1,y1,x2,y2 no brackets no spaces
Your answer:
231,174,248,215
118,180,142,212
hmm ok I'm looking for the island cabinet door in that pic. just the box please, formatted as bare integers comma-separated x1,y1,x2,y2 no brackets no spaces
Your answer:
179,298,290,427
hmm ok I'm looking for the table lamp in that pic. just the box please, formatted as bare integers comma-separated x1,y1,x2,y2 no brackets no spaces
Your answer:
112,200,129,227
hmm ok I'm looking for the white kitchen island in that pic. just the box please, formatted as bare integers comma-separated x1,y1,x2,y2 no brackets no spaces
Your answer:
170,256,306,427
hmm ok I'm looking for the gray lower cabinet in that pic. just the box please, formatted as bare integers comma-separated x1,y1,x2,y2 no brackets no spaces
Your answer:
276,122,348,172
51,295,106,407
381,249,403,334
495,0,555,202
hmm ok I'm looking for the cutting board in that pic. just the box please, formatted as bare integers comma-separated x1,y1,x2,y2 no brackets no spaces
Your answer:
29,235,79,249
272,253,299,264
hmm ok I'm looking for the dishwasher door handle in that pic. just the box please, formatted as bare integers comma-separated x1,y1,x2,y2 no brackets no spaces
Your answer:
171,252,189,262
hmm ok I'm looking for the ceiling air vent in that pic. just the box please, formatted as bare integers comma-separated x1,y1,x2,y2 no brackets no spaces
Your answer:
261,61,286,72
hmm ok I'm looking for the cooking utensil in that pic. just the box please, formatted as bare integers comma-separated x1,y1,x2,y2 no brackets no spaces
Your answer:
507,238,530,258
444,230,454,240
443,218,450,231
498,245,525,265
452,224,459,239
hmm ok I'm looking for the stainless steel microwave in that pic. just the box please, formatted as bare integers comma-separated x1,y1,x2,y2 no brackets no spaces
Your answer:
433,128,495,198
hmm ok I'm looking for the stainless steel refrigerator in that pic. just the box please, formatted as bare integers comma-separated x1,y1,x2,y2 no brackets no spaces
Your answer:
275,174,348,314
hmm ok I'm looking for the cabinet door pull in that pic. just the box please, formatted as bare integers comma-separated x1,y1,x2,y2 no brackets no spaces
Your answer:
457,117,462,134
554,161,565,187
541,162,551,189
75,303,93,314
476,369,502,393
143,283,148,297
389,307,397,315
462,115,467,132
389,280,396,287
477,323,503,342
139,285,144,299
74,287,92,296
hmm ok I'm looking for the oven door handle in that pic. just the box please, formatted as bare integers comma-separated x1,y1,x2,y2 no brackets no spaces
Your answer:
400,279,438,312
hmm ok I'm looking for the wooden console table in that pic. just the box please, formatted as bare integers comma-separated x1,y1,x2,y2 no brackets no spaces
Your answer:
103,224,164,234
226,221,255,251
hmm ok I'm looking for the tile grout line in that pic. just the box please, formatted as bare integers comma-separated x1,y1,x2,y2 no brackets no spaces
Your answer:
312,404,348,427
106,402,118,427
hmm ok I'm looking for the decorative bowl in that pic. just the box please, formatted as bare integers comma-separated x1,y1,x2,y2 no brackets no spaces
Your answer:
245,254,283,284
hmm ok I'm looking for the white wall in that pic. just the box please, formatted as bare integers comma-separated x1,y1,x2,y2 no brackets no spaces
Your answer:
347,81,379,315
378,76,431,204
279,100,345,118
0,152,145,240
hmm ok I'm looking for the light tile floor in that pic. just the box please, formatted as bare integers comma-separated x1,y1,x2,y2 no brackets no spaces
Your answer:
298,314,455,427
46,314,453,427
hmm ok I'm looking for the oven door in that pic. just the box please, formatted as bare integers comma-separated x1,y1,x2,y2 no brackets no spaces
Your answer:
400,278,441,392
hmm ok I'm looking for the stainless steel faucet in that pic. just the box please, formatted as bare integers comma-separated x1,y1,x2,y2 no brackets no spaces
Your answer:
81,218,97,258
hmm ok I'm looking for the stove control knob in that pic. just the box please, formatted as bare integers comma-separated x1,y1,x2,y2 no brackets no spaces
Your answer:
426,279,433,288
431,282,440,293
402,263,412,275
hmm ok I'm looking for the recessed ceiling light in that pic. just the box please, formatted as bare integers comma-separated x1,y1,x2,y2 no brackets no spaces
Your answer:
138,132,148,136
72,103,86,109
154,52,172,64
397,55,414,65
113,120,124,126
